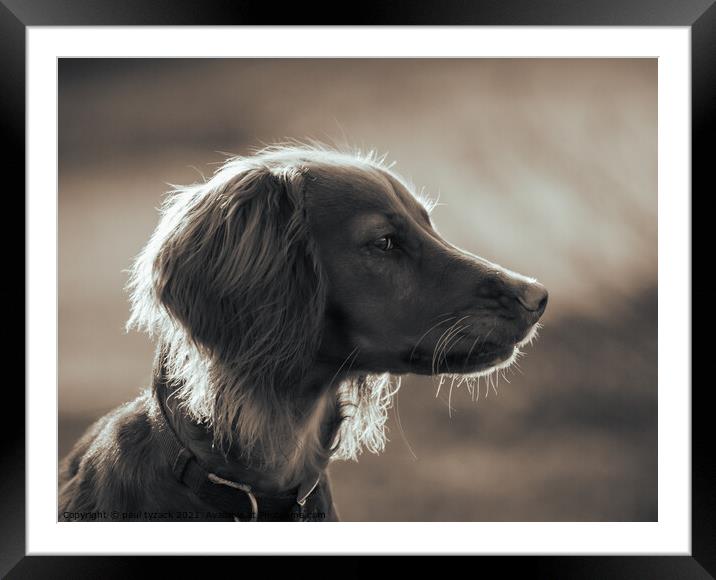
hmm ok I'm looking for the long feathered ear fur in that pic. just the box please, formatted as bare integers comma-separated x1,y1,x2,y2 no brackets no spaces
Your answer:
127,159,327,464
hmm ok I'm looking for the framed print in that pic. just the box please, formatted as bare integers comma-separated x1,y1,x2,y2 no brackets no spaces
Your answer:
10,0,710,577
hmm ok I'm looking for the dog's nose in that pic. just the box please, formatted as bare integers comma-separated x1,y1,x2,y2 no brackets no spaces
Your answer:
474,263,548,321
517,281,548,317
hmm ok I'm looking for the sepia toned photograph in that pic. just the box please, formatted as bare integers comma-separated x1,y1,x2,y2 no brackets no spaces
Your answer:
57,58,657,523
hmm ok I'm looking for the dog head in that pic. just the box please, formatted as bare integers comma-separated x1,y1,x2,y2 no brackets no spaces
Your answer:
127,145,546,461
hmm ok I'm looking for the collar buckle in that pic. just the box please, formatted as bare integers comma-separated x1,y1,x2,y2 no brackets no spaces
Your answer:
207,473,258,521
296,475,321,507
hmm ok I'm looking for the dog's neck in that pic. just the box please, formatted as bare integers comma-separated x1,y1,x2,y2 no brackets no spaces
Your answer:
152,358,343,494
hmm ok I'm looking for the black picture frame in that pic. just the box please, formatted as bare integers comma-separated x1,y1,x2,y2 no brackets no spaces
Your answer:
7,1,709,577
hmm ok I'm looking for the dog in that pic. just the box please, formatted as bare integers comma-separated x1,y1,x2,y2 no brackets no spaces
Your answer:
59,145,547,522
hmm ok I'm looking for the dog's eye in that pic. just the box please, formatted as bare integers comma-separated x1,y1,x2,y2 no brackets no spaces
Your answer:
373,236,395,251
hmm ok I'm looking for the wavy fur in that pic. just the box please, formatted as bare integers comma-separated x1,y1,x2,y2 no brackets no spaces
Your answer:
126,149,397,480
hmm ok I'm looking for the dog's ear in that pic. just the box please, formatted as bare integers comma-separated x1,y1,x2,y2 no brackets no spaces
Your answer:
151,162,326,389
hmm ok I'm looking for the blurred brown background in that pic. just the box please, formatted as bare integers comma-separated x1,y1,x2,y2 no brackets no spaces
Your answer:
58,58,657,521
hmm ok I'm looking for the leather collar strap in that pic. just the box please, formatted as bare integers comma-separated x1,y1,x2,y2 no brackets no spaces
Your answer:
151,389,323,522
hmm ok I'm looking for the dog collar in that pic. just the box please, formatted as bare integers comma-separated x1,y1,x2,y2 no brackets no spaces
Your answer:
151,388,324,521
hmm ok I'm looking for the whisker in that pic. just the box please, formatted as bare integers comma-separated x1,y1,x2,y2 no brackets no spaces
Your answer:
436,316,472,372
432,322,458,376
440,325,469,371
393,389,418,460
410,315,456,361
448,375,457,418
327,346,360,388
432,318,465,376
435,374,446,398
